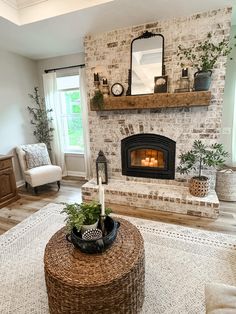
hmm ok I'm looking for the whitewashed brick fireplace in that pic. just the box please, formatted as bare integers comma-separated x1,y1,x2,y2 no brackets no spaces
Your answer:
82,7,232,218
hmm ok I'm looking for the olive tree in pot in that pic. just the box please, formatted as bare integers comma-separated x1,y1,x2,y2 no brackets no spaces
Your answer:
177,141,228,197
177,32,234,91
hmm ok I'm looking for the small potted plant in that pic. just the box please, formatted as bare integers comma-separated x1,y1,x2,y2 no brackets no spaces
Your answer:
61,201,112,234
177,140,228,197
177,32,233,91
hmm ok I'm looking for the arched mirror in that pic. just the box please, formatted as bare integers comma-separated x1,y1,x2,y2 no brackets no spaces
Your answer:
130,31,164,95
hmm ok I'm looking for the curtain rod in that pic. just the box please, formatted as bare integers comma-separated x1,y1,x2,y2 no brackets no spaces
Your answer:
44,63,85,73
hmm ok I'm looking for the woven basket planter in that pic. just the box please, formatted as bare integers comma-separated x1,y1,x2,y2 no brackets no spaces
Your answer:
189,176,210,197
216,169,236,201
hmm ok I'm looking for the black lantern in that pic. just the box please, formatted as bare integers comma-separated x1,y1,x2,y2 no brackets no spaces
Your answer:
96,150,108,185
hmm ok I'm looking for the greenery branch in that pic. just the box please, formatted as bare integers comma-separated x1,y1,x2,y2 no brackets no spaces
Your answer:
177,140,228,179
91,90,104,110
28,87,54,151
177,32,235,71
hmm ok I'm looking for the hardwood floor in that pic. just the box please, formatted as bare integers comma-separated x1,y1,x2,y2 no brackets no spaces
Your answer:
0,177,236,235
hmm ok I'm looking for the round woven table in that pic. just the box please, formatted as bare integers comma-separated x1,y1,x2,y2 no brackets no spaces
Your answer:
44,218,145,314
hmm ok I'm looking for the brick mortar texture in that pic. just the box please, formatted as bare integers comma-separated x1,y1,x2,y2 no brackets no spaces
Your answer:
84,7,232,181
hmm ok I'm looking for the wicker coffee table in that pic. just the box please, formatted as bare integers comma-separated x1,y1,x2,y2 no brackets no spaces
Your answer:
44,218,145,314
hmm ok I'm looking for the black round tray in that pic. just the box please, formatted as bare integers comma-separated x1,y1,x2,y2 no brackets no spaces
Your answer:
66,216,120,254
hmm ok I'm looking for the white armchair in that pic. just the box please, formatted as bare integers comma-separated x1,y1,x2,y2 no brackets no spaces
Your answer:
16,143,62,194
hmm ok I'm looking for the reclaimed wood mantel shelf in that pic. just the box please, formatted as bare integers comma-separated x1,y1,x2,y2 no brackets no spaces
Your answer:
90,91,211,111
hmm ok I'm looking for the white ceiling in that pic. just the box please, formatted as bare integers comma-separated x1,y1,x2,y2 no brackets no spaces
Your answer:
0,0,234,60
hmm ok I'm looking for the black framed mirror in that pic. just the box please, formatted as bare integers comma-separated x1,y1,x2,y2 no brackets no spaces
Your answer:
129,31,164,95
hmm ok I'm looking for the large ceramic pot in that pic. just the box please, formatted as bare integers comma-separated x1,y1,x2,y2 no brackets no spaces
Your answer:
194,70,212,91
189,176,210,197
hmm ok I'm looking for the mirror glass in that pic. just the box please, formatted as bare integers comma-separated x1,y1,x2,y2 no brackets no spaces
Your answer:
131,33,164,95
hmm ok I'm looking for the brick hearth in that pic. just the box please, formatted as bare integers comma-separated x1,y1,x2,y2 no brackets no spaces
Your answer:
82,179,219,219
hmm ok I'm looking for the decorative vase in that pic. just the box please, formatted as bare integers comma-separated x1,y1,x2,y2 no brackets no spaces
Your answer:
189,176,210,197
80,220,99,234
194,70,212,91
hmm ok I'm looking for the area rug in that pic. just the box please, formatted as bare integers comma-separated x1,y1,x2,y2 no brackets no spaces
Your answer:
0,204,236,314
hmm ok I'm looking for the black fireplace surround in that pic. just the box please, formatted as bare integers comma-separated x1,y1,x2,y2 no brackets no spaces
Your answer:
121,133,176,179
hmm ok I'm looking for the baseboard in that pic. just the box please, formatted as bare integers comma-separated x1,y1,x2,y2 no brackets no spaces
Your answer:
16,180,25,188
67,171,86,178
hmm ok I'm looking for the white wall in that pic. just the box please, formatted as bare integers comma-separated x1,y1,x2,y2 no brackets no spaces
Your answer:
0,49,39,183
37,52,86,176
220,25,236,165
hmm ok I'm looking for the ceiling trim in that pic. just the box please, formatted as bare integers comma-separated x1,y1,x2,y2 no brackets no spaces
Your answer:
1,0,18,9
17,0,48,10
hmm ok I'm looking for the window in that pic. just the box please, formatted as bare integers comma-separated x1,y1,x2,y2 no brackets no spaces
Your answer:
57,75,84,153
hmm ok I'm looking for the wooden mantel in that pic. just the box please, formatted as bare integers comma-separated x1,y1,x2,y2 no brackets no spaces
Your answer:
90,91,211,111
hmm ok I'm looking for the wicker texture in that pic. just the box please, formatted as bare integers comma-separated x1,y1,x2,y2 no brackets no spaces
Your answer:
216,170,236,201
44,218,145,314
189,177,210,197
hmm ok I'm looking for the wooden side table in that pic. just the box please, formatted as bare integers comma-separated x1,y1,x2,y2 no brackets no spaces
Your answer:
0,155,20,208
44,218,145,314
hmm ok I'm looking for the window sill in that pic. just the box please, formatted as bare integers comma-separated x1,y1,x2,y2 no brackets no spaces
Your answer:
65,152,84,157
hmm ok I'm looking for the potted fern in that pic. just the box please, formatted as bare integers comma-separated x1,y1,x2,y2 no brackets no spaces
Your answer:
177,140,228,197
61,201,112,234
177,32,233,91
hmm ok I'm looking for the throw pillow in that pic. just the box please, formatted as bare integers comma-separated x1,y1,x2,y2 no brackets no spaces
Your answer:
22,144,51,169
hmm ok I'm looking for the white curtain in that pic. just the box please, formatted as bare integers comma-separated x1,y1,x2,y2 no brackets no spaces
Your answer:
79,67,92,179
43,72,66,175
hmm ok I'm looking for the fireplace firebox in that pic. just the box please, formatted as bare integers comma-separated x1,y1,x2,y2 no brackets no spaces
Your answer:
121,133,176,179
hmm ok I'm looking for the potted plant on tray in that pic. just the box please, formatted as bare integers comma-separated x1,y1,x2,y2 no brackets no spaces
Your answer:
61,201,112,234
177,140,228,197
177,32,233,91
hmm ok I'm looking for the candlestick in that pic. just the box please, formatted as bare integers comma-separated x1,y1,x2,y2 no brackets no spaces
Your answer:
101,190,105,216
151,157,155,162
99,214,106,236
149,162,154,167
98,176,105,220
98,177,104,211
94,73,99,82
145,157,149,162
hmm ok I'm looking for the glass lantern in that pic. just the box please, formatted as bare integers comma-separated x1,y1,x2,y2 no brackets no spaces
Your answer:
96,150,108,185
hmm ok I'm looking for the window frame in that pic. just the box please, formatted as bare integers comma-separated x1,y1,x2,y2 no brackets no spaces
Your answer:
57,76,84,154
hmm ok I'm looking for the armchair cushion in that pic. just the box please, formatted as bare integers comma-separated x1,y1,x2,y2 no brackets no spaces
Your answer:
16,143,62,188
22,143,51,169
24,165,62,187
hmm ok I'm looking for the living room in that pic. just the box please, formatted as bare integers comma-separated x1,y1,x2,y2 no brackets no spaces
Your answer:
0,0,236,313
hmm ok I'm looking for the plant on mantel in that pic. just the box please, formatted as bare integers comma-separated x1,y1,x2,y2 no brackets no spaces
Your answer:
177,32,233,71
177,32,235,91
177,140,228,197
91,90,104,110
